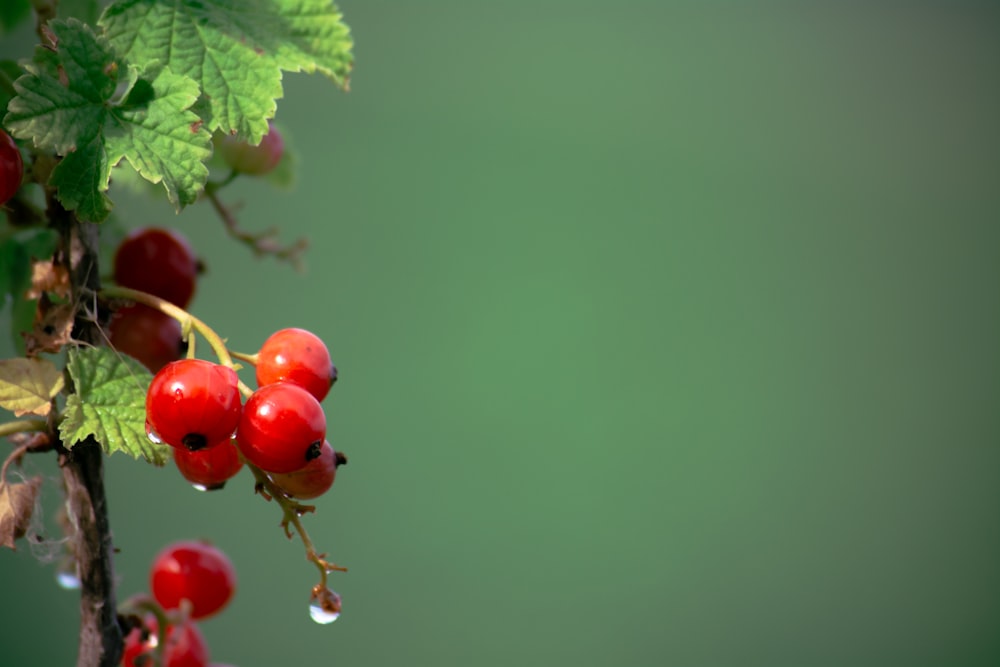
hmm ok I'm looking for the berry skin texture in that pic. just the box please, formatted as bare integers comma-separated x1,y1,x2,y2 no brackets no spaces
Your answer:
114,227,198,308
174,439,243,490
122,618,209,667
146,360,242,452
109,304,185,373
269,440,339,499
256,328,335,402
0,129,23,206
150,541,237,620
236,382,326,474
215,122,284,176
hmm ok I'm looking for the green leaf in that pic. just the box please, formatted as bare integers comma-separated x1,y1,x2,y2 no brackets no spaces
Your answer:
0,358,64,416
100,0,353,143
59,347,169,465
3,19,212,221
0,0,31,35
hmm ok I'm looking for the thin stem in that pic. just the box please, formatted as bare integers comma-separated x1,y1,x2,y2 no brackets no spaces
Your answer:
229,350,259,366
118,594,171,667
203,183,308,270
246,463,347,590
31,0,57,43
0,442,32,485
0,418,48,439
100,286,234,368
207,170,240,190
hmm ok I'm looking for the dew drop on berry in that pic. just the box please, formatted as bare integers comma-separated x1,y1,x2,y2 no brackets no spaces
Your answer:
191,483,209,492
146,421,163,444
308,588,342,625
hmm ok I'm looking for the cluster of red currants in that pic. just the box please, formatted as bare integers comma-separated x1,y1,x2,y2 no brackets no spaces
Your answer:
109,223,343,496
146,326,342,498
122,540,237,667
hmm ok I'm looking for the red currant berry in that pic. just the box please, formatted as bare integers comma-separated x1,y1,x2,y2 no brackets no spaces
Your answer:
215,122,284,176
236,382,326,473
174,439,243,491
123,617,209,667
0,129,23,206
146,360,242,452
114,227,198,308
269,440,341,500
150,541,236,620
256,328,335,402
109,304,185,373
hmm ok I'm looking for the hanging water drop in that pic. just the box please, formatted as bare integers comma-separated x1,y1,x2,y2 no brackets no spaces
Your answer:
309,601,341,624
309,587,342,625
191,483,209,492
56,562,81,590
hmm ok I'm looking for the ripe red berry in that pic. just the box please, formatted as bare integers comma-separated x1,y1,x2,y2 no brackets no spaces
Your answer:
146,360,242,452
174,439,243,491
215,122,284,176
123,617,209,667
150,541,236,620
269,440,341,500
108,304,185,373
256,328,335,402
114,227,198,308
0,129,23,206
236,382,326,473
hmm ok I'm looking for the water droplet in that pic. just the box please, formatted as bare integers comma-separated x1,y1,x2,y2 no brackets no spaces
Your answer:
146,422,162,444
309,602,341,624
309,588,342,625
56,566,80,590
191,483,208,492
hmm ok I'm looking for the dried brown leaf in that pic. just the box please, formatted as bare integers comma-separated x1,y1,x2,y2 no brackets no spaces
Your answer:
0,476,42,550
22,297,75,356
25,259,71,299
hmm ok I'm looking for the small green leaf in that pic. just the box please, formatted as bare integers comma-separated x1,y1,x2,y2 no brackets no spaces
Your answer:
101,0,353,143
0,358,64,416
4,19,211,220
59,347,169,465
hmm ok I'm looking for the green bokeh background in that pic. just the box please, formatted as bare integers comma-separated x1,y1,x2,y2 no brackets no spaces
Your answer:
2,2,1000,665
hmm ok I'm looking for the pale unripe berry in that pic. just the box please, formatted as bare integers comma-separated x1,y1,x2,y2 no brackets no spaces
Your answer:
215,122,284,176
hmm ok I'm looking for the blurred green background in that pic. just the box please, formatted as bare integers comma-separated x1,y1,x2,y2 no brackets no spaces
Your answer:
2,1,1000,665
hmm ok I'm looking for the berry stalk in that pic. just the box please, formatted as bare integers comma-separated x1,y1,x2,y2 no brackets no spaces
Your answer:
100,286,236,369
247,463,347,589
0,418,48,439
